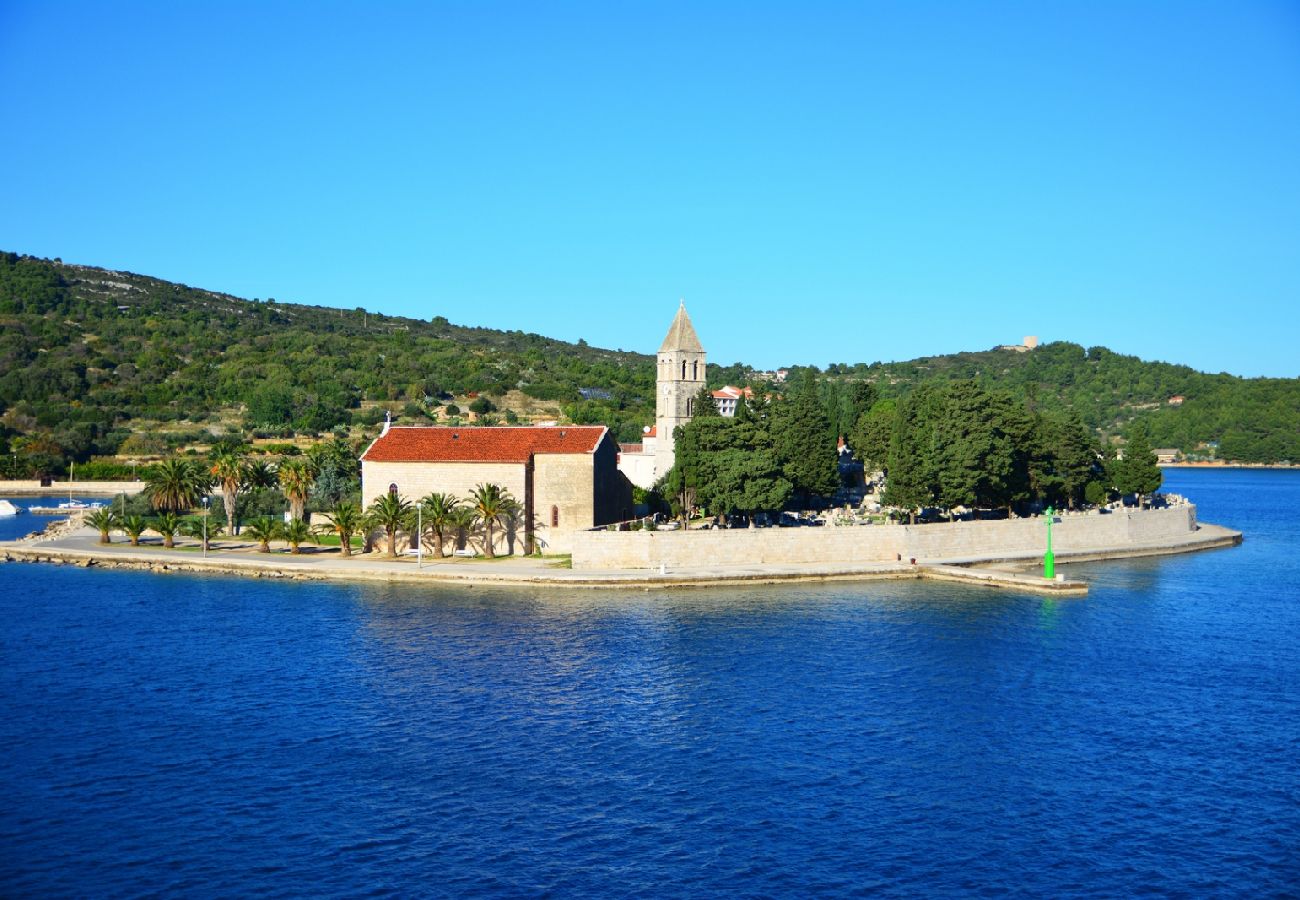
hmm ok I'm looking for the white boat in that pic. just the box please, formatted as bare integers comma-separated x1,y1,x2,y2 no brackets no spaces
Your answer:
0,499,21,516
56,500,103,510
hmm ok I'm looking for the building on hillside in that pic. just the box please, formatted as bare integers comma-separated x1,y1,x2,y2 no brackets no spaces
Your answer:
1154,448,1181,465
711,385,754,417
617,302,707,489
1167,395,1185,406
360,424,631,555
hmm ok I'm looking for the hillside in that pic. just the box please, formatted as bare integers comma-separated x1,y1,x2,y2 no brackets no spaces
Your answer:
1,251,1296,474
816,342,1298,463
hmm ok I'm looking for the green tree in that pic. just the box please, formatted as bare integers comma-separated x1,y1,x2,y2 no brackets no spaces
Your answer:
770,373,838,504
121,514,147,546
1115,423,1162,504
417,492,461,559
470,483,514,559
282,517,316,554
243,516,281,553
883,384,943,523
277,457,316,521
319,502,362,558
144,458,209,512
87,508,118,544
151,511,182,548
850,399,897,472
210,448,246,535
180,515,216,553
691,383,720,418
366,492,412,558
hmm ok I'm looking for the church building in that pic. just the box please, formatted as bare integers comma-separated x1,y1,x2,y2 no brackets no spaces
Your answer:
360,424,631,555
617,302,706,488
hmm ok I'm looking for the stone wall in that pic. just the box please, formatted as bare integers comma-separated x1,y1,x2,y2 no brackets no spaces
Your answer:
0,480,146,495
571,506,1198,570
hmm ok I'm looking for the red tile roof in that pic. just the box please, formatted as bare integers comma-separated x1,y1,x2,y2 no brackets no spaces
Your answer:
362,426,608,463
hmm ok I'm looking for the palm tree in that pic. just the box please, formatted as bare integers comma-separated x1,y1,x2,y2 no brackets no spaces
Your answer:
417,492,461,559
366,492,412,558
121,514,148,547
277,457,316,521
282,517,316,554
243,516,281,553
243,459,278,490
87,508,119,544
319,502,362,558
210,448,247,536
470,483,515,559
180,516,217,553
145,458,210,512
152,511,182,548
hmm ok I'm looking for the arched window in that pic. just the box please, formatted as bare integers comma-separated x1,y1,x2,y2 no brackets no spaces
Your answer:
551,505,559,527
388,483,398,496
687,397,694,416
681,360,687,379
693,360,699,380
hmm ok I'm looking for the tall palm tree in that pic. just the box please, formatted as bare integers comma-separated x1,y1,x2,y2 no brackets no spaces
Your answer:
151,511,182,548
243,516,281,553
417,492,461,559
281,517,316,554
366,492,412,558
470,483,515,559
121,514,148,547
87,508,119,544
319,502,362,558
145,458,209,512
277,457,316,521
210,448,247,536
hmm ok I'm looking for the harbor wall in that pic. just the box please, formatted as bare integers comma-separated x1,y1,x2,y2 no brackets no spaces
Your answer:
571,505,1198,570
0,480,146,496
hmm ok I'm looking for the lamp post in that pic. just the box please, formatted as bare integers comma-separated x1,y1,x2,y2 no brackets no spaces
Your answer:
416,501,423,569
1043,505,1055,580
203,496,211,559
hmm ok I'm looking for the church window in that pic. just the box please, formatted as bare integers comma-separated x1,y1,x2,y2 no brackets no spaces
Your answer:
681,360,687,379
388,483,398,496
687,397,694,416
551,505,559,527
693,360,699,380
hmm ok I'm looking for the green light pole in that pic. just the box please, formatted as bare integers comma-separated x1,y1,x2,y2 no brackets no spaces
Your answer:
1043,505,1055,579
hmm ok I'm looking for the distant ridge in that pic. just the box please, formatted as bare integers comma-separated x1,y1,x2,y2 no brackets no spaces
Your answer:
1,251,1296,464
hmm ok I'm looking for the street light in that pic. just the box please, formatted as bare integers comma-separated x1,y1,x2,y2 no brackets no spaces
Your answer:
416,501,423,569
203,496,211,559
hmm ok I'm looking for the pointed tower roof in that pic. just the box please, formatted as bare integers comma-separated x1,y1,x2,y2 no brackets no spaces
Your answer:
658,300,704,353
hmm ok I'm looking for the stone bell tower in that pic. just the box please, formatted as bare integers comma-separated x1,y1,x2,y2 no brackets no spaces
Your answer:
655,301,706,479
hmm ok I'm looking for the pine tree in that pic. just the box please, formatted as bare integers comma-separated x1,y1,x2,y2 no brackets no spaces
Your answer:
1116,423,1162,504
771,373,838,505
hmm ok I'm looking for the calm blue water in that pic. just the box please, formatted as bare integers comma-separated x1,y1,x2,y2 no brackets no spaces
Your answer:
2,469,1297,896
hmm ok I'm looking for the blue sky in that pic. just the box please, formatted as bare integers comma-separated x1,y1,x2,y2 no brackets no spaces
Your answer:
2,1,1298,377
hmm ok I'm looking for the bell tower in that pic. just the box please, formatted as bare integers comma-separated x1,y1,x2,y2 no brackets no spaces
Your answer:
655,301,706,479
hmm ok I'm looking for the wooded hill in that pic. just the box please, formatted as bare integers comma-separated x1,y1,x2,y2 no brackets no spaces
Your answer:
1,251,1295,474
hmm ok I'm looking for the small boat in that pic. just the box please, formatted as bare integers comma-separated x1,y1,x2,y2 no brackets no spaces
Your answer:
57,500,103,511
0,499,21,516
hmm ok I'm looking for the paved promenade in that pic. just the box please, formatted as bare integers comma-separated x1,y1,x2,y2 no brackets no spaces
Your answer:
0,519,1244,596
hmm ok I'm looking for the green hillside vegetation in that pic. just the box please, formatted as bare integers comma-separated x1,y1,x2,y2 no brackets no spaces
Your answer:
1,251,1295,478
820,341,1299,463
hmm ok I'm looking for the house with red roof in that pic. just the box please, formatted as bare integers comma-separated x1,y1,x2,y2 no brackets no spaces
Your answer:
361,424,631,555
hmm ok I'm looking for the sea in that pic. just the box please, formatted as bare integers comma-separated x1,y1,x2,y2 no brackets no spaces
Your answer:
1,468,1297,897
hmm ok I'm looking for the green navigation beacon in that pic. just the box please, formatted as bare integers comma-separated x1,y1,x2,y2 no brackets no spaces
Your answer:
1044,506,1055,579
